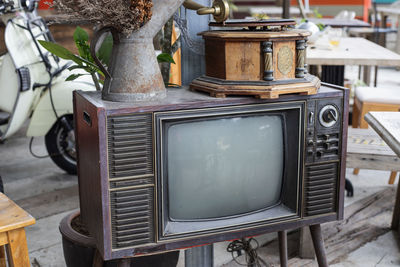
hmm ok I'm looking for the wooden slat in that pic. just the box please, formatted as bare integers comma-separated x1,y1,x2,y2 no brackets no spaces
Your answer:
347,127,400,170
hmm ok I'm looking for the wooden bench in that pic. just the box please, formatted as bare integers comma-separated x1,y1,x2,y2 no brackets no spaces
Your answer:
347,127,400,183
0,192,35,267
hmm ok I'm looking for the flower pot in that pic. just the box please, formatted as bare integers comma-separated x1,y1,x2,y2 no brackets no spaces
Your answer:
59,210,180,267
59,210,96,267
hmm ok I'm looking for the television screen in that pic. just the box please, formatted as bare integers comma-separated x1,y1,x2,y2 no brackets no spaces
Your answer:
167,114,284,220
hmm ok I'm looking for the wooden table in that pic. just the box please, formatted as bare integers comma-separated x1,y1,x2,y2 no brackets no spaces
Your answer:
249,6,312,17
365,112,400,230
302,18,370,28
307,37,400,86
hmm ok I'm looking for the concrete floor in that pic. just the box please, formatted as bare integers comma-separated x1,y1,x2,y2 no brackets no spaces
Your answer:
1,56,400,266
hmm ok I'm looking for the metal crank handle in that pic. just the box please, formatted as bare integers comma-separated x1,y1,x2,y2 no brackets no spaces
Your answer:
183,0,229,23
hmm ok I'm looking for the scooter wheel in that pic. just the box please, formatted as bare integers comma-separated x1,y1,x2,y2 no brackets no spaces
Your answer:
45,115,77,175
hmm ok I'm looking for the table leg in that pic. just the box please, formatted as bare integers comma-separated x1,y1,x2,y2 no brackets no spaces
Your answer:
278,230,288,267
396,15,400,55
391,175,400,230
309,224,328,267
0,246,6,267
374,66,378,87
363,66,371,86
6,228,30,267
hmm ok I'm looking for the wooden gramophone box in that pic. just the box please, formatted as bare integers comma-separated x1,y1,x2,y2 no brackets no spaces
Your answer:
190,20,321,99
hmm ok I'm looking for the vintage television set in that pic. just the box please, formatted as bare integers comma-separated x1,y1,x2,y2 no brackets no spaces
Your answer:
74,84,349,260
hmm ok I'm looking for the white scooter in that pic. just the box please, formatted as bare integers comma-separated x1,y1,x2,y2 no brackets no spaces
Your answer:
0,0,96,174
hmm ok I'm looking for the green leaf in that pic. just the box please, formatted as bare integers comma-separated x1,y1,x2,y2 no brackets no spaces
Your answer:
73,26,89,43
157,53,175,64
96,34,113,66
73,27,92,61
317,23,325,31
65,73,87,81
70,54,102,73
68,65,86,71
39,37,104,79
38,40,76,61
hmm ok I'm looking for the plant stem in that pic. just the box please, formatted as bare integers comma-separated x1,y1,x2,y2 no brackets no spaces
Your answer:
91,72,101,91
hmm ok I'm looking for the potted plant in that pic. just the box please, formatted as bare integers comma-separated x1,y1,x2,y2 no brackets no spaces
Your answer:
40,0,186,102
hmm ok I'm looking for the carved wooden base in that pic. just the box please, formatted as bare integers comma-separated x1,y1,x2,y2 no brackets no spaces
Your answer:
190,74,320,99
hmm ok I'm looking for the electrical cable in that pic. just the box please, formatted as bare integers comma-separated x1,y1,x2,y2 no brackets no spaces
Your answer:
227,238,268,267
29,137,50,158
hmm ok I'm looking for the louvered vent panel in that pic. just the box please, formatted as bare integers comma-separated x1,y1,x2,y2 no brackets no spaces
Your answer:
108,115,153,179
107,114,155,249
110,187,155,248
304,163,338,216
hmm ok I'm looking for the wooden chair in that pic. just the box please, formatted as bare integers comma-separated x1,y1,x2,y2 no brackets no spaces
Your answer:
0,192,35,266
352,86,400,183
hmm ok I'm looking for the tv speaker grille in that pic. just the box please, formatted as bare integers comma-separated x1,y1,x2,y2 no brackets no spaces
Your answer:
107,114,153,179
107,114,155,249
304,163,338,216
110,187,155,248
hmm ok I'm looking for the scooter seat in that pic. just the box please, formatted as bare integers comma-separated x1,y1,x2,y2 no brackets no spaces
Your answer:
0,112,10,126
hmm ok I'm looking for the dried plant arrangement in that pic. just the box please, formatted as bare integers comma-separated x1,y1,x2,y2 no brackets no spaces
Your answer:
52,0,153,35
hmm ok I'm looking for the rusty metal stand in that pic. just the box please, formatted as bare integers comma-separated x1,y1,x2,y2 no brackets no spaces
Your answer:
309,224,328,267
278,230,288,267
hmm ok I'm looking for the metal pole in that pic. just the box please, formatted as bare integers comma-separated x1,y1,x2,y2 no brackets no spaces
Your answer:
309,224,328,267
278,231,288,267
185,245,214,267
282,0,290,19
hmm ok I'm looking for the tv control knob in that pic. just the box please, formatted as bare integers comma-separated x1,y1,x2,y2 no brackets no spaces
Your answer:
319,105,339,128
317,151,323,157
307,139,314,146
307,149,314,156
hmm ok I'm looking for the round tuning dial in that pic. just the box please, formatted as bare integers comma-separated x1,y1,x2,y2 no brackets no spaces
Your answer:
319,105,339,128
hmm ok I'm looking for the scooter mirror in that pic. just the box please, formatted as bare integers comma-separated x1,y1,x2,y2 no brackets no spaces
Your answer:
20,0,35,12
